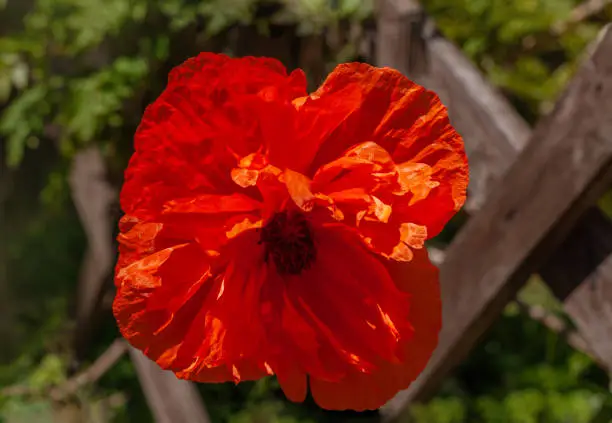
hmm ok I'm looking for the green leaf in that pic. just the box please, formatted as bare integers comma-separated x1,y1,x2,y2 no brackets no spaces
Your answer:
27,355,66,391
0,84,47,167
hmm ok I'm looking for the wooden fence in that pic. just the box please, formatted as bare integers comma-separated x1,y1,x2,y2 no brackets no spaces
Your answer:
376,0,612,421
65,1,612,421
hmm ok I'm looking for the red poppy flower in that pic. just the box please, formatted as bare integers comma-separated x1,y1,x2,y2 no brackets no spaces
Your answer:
114,53,468,411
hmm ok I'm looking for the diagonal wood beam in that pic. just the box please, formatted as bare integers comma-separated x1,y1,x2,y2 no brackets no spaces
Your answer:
129,348,211,423
375,5,612,418
428,247,607,369
69,148,116,360
540,211,612,369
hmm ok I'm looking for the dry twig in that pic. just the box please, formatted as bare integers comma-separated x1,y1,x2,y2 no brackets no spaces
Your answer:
552,0,612,34
1,339,128,400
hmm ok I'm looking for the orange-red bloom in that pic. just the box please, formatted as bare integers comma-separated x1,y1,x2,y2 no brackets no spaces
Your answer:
114,53,468,411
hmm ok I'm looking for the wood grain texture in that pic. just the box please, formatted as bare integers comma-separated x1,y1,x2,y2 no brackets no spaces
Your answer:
564,263,612,370
69,148,117,359
376,0,428,79
381,21,612,421
426,247,607,369
129,348,211,423
540,207,612,302
424,37,531,212
541,206,612,370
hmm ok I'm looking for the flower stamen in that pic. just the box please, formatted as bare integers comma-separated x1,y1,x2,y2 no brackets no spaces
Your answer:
259,211,316,275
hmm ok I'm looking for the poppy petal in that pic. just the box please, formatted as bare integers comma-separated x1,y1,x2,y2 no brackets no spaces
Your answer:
262,85,362,173
115,231,272,382
276,364,308,403
309,248,441,411
162,193,261,215
285,225,412,381
309,141,425,258
114,242,212,355
305,62,468,238
121,53,307,220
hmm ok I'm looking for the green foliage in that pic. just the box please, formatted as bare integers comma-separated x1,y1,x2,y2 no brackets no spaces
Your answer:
413,4,612,418
0,156,83,371
274,0,373,35
24,0,145,54
0,0,372,168
198,0,260,35
1,398,56,423
597,190,612,219
26,354,66,391
57,56,148,151
0,84,47,167
410,397,466,423
0,0,155,167
425,0,609,121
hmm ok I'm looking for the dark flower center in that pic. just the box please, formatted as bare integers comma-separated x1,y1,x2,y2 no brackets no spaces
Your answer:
259,211,316,275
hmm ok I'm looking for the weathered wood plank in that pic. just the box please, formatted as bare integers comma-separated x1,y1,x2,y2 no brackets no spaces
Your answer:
564,265,612,370
427,248,607,369
375,0,429,80
69,148,117,360
540,207,612,370
129,348,211,423
539,207,612,302
381,22,612,420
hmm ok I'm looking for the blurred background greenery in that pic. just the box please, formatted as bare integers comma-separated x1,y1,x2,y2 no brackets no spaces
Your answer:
1,0,612,422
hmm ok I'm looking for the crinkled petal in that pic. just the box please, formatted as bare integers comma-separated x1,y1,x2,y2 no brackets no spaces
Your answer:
309,141,425,258
121,53,307,220
304,63,468,239
278,226,412,384
114,231,272,383
162,193,261,215
117,191,263,277
261,83,362,174
114,242,211,355
309,248,441,411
